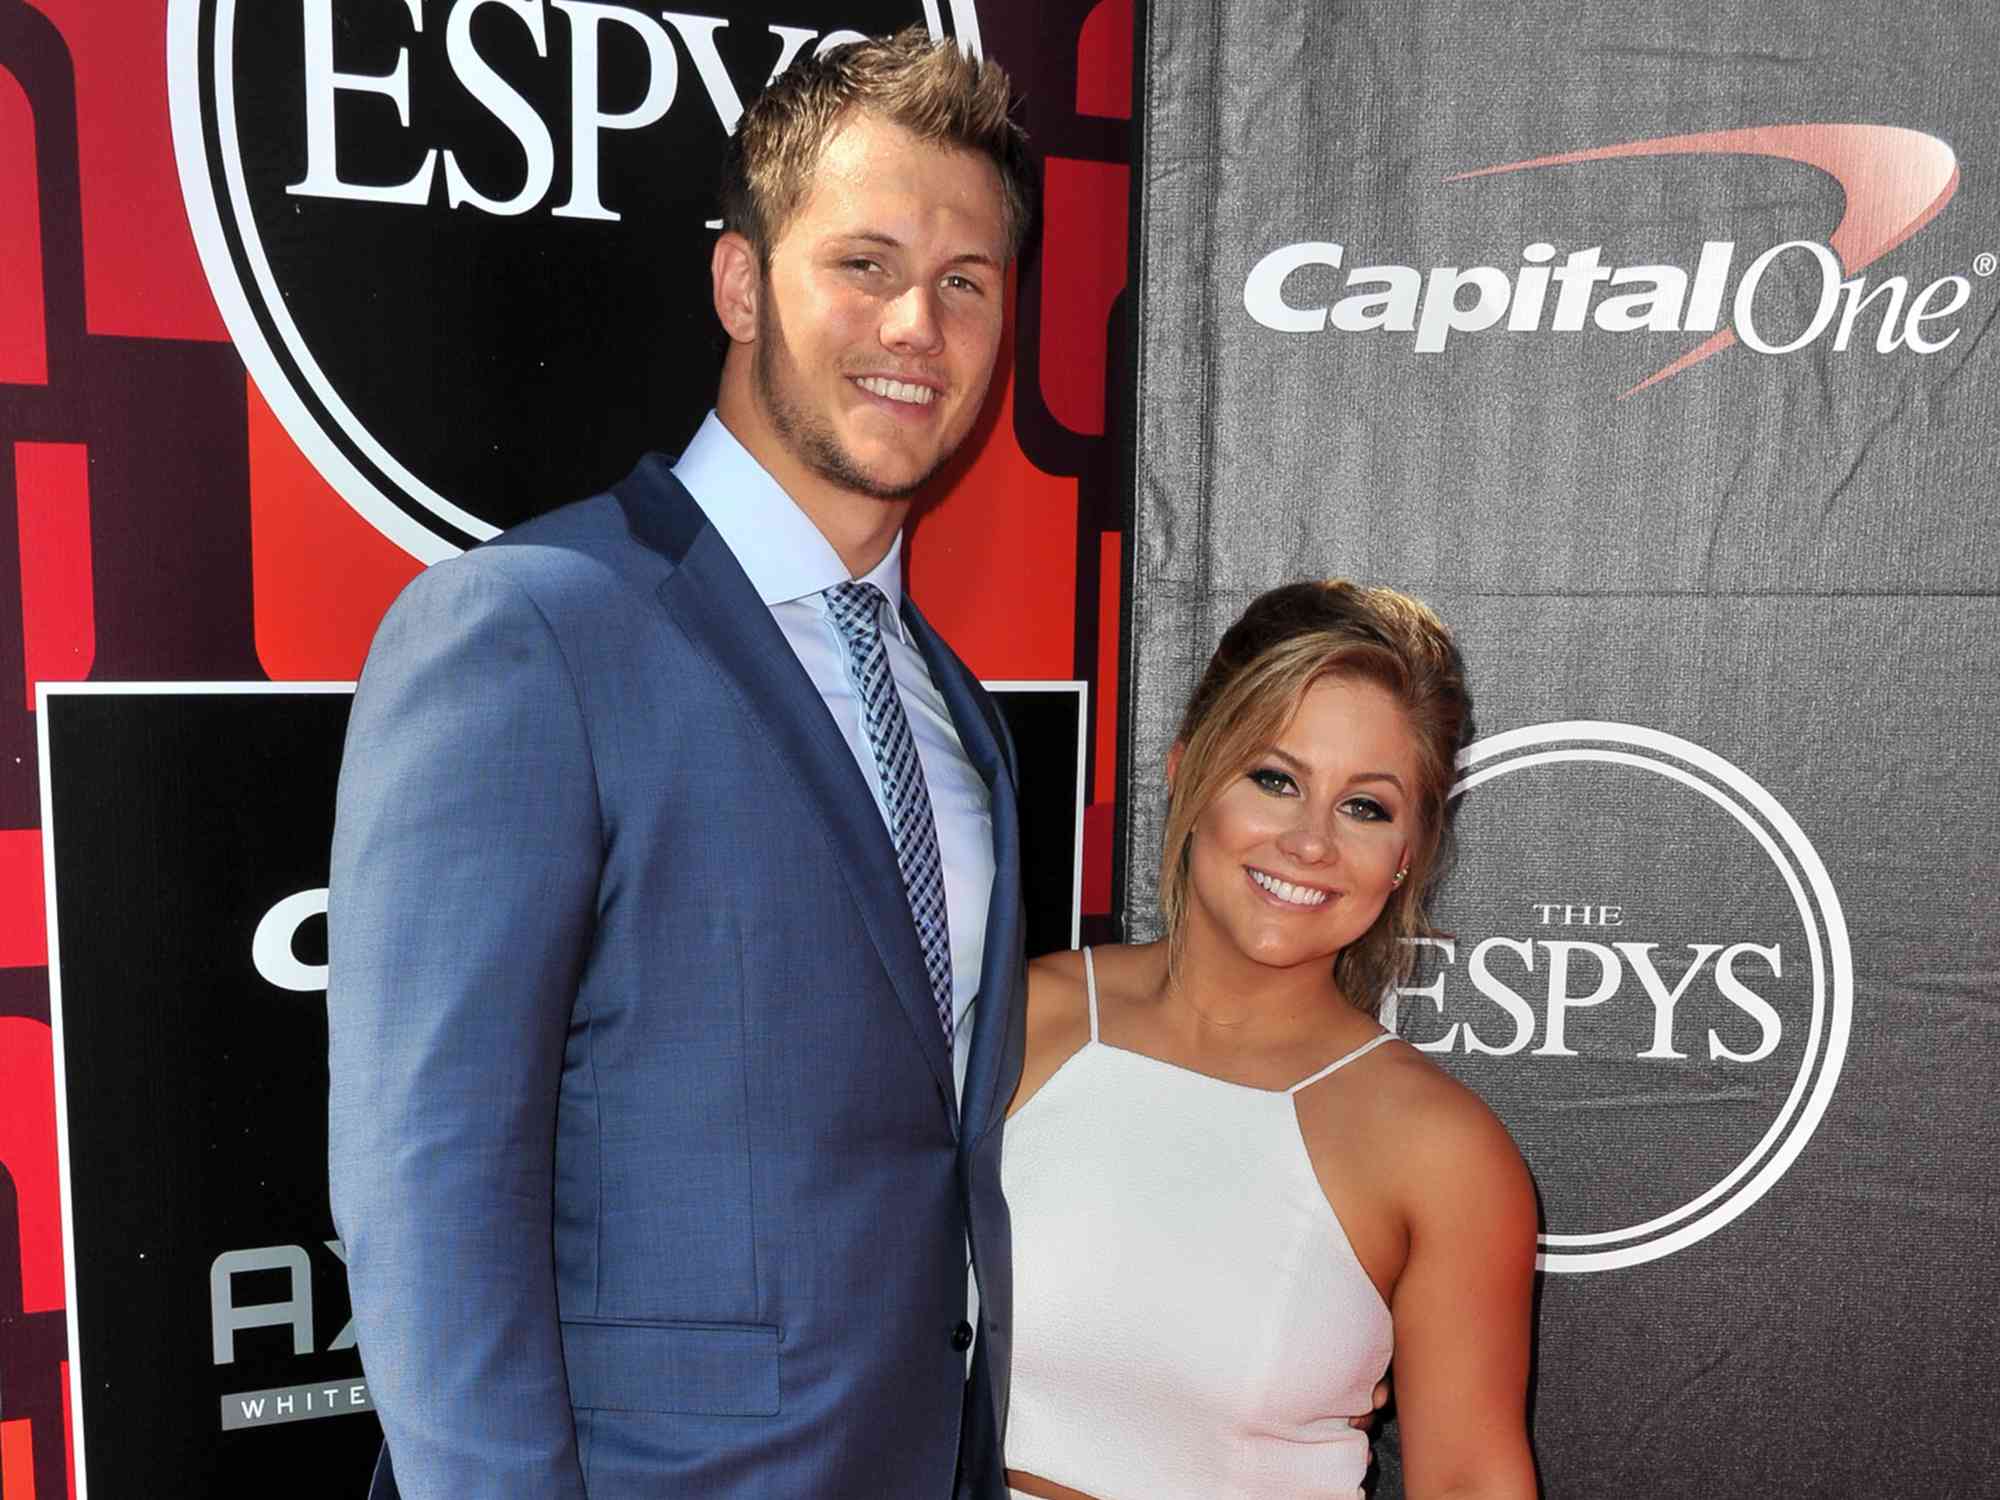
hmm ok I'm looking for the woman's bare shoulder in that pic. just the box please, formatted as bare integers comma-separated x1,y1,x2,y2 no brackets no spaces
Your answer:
1300,1038,1532,1203
1013,944,1169,1116
1371,1043,1536,1218
1375,1040,1523,1141
1024,948,1090,1030
1026,942,1163,1007
1026,945,1088,987
1011,950,1095,1118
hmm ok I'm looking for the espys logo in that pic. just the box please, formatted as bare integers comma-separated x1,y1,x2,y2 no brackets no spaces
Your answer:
1244,125,1974,398
1386,722,1851,1272
169,0,981,562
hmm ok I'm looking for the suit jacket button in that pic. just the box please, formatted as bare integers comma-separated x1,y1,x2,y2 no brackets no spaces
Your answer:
950,1320,974,1352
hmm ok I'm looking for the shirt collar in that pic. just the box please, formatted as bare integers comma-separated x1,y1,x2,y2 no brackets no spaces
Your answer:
672,411,909,641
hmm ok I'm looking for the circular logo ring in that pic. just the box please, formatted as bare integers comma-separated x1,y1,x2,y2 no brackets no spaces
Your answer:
168,0,983,563
1452,721,1852,1273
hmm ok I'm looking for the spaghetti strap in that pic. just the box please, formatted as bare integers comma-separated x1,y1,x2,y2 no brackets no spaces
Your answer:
1081,947,1101,1042
1287,1030,1396,1094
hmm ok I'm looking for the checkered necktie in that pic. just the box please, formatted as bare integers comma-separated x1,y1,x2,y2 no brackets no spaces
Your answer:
824,581,955,1046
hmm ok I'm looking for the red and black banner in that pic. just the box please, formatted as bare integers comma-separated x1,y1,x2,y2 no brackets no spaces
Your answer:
1,3,1136,1495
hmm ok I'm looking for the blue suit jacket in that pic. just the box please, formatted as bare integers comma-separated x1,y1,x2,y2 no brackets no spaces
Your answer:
327,456,1026,1499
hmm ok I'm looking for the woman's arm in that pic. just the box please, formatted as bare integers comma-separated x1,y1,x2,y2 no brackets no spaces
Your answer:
1388,1082,1541,1499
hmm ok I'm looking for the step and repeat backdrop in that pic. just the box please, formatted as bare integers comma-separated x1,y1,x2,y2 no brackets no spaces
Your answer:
0,2,1133,1495
1128,3,1997,1497
5,0,1996,1495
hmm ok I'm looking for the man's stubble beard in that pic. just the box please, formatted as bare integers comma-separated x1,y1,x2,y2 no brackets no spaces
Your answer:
753,292,961,503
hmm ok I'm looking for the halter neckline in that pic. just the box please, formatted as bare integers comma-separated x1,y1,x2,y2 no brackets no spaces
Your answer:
1079,947,1395,1097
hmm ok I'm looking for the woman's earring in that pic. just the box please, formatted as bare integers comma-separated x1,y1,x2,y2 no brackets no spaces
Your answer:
1392,867,1408,886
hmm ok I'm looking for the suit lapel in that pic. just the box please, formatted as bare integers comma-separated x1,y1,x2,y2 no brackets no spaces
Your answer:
614,460,957,1119
903,599,1024,1148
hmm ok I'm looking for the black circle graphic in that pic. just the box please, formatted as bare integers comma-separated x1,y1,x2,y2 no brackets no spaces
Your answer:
175,0,975,558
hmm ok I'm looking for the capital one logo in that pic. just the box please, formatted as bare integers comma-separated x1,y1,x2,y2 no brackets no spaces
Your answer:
1387,723,1852,1272
1244,125,1973,398
169,0,981,561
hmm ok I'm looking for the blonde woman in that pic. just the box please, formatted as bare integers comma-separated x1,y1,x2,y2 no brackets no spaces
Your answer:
1003,580,1538,1500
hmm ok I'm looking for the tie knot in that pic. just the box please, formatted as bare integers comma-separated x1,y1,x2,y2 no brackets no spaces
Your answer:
825,580,888,642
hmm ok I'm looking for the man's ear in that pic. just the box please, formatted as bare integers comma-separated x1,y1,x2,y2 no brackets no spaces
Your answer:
712,231,760,345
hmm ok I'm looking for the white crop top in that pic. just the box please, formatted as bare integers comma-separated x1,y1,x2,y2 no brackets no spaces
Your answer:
1001,949,1395,1500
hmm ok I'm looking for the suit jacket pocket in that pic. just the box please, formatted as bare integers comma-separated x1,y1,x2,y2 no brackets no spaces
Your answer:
561,1319,780,1416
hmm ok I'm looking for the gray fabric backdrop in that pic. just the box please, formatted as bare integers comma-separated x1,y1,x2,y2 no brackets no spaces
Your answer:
1128,3,1998,1494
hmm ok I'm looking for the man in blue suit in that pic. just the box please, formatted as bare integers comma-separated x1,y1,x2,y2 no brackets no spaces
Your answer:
327,31,1030,1499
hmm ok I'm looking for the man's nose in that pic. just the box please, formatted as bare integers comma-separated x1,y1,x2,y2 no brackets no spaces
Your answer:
881,284,945,354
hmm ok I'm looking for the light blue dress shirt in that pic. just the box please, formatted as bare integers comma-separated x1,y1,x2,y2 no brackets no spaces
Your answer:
672,411,997,1100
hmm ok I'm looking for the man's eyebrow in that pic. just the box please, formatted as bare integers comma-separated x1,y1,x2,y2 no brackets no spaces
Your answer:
1265,745,1406,793
832,231,1001,269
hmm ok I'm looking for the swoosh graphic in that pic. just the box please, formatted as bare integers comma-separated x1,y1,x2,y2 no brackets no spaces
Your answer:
1447,125,1960,397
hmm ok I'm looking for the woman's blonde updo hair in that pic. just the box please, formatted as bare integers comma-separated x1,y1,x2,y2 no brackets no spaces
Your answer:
1158,580,1471,1015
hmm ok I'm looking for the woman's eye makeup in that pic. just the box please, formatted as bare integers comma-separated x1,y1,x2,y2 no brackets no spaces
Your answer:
1244,767,1398,821
1247,766,1298,794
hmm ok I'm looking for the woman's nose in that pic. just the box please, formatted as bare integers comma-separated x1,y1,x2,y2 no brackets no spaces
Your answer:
1275,815,1331,864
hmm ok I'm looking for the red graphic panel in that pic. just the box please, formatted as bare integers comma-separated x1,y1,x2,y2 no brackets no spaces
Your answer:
14,442,93,709
249,377,423,682
0,66,48,384
26,0,227,342
1039,157,1130,438
0,828,45,968
0,1015,63,1313
62,1359,76,1499
1093,530,1121,806
0,5,1133,1496
2,1417,36,1498
1081,532,1121,915
1083,802,1113,916
910,281,1079,683
1076,0,1133,119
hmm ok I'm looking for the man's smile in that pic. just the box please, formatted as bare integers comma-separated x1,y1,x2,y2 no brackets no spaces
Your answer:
853,374,941,406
